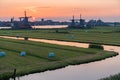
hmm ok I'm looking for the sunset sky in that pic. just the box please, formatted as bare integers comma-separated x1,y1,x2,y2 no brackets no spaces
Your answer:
0,0,120,22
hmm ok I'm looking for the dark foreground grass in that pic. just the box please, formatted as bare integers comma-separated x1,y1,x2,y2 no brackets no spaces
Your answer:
0,26,120,46
0,38,118,80
100,73,120,80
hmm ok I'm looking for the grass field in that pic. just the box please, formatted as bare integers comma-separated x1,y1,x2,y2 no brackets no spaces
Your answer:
0,26,120,46
0,26,119,79
0,37,117,79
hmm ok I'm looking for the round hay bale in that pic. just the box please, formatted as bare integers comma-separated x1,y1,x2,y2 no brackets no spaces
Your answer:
0,51,6,57
20,51,26,56
49,52,55,58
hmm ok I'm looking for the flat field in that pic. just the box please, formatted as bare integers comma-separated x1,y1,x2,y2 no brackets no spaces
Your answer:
0,26,119,79
0,38,117,79
0,26,120,46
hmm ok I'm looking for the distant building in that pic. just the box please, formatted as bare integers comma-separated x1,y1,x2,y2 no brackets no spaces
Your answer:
0,21,3,26
95,19,105,26
87,19,106,27
0,21,11,27
105,22,120,26
32,19,69,26
87,20,96,27
79,14,85,27
69,16,76,28
0,21,2,26
68,15,86,28
11,11,32,29
41,18,44,22
113,22,120,26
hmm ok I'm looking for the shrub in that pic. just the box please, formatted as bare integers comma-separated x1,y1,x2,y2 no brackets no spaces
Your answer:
24,37,28,40
89,44,104,50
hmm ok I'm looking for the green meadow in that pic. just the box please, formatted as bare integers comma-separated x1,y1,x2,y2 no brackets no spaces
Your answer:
0,26,119,79
0,38,117,79
0,26,120,46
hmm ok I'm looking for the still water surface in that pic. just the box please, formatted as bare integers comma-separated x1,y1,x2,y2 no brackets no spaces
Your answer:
0,25,67,29
0,27,11,29
0,36,119,80
32,25,67,29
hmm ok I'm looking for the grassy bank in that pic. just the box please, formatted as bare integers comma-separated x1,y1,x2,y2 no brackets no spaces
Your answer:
0,26,120,46
0,38,118,80
100,73,120,80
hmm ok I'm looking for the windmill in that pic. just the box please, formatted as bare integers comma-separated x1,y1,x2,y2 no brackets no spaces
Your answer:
18,11,32,29
11,11,32,29
68,14,85,28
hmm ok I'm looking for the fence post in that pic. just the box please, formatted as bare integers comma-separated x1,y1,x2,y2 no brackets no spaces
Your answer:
13,69,16,80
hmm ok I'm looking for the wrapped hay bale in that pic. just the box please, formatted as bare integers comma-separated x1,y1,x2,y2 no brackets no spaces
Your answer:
0,51,6,57
49,52,55,58
20,51,26,56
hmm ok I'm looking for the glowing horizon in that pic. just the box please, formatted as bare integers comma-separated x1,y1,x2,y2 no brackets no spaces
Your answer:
0,0,120,22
